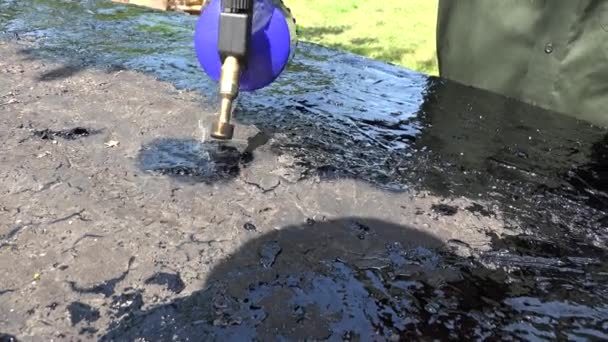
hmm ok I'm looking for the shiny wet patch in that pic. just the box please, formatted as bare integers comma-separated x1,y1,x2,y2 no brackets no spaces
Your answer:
138,138,248,183
32,127,98,141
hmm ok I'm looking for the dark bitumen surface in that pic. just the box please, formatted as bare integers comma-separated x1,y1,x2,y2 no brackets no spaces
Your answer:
32,127,98,141
67,302,101,326
1,0,607,340
0,334,17,342
138,139,245,184
144,272,186,294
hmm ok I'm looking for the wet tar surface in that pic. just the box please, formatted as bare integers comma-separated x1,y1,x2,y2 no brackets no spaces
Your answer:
32,127,97,141
0,334,17,342
0,0,607,340
110,291,144,318
138,139,245,184
67,302,101,326
144,272,185,294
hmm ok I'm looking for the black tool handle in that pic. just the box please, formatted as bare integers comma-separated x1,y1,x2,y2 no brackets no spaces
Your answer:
218,0,254,61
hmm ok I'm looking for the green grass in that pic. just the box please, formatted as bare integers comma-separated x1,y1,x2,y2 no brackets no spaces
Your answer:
287,0,438,75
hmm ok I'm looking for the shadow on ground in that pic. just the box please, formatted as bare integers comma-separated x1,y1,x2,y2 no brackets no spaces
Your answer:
100,217,445,340
17,48,89,81
98,217,608,340
37,65,85,82
1,3,608,339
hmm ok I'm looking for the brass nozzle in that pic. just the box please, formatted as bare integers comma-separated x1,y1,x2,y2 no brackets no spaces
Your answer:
211,56,240,140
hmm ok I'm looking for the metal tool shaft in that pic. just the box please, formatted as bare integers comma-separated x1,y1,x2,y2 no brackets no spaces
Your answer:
211,55,240,140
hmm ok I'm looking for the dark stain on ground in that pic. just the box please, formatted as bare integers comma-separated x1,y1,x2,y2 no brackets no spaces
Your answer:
0,289,15,296
110,290,144,317
241,131,272,164
0,334,17,342
465,203,493,217
32,127,97,141
79,327,98,335
68,257,134,297
101,218,608,340
431,204,458,216
63,233,104,254
0,222,34,249
243,222,257,231
138,139,249,184
67,302,100,325
49,210,89,225
144,273,185,294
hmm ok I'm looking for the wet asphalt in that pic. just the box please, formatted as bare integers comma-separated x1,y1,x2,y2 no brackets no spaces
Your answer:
0,0,607,340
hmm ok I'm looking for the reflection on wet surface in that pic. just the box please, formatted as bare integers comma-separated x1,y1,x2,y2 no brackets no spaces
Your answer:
1,0,608,339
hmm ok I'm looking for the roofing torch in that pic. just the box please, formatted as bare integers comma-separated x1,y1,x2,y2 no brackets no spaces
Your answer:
194,0,297,140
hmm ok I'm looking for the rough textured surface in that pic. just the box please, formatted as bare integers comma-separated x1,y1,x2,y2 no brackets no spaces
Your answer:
1,1,608,340
0,41,504,340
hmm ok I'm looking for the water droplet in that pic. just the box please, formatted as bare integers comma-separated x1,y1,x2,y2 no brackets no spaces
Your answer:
545,43,553,54
198,119,209,143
